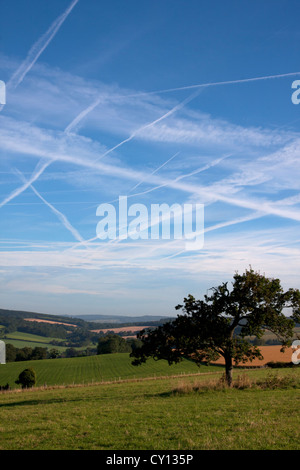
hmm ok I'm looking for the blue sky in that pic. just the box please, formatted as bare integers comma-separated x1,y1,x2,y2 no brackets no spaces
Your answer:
0,0,300,317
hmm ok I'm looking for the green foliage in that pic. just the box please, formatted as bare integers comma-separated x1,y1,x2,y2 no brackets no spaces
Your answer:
48,349,60,359
266,361,296,368
31,347,47,360
131,268,300,386
17,322,69,339
16,347,33,362
5,343,17,362
5,344,48,362
126,338,142,351
0,309,85,339
64,348,79,358
97,335,132,354
15,367,37,389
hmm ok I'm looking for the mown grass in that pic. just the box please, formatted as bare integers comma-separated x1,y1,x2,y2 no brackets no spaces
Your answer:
3,331,88,352
0,353,221,389
5,331,62,343
3,331,69,352
0,368,299,450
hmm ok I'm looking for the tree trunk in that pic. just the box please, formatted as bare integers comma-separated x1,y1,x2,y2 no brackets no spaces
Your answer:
225,355,233,387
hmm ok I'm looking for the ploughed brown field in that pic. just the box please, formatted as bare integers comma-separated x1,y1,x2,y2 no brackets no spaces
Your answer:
25,318,78,328
213,345,294,366
24,319,147,337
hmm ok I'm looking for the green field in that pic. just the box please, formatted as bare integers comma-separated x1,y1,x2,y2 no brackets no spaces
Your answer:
0,367,299,450
0,353,221,389
5,332,60,343
3,331,69,352
3,331,95,353
1,353,299,450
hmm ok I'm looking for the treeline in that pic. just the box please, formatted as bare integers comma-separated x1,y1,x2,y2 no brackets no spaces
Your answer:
98,329,152,338
0,313,73,338
18,322,70,339
6,344,49,362
57,328,100,347
4,335,142,362
0,309,171,332
0,308,87,327
86,319,172,329
248,337,283,346
0,312,101,346
0,309,163,343
97,335,142,354
5,343,98,362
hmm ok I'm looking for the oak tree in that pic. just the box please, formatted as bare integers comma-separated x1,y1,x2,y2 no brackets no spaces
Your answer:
131,268,300,386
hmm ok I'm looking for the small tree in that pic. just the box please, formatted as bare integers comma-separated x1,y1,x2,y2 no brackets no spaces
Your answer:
31,347,47,360
15,368,36,389
97,335,131,354
16,347,33,362
131,268,300,386
48,348,60,359
5,344,17,362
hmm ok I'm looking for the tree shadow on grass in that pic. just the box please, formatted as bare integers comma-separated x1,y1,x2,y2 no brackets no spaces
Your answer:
0,396,84,408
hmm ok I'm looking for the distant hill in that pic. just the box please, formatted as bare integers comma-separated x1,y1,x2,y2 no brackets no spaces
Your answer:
70,314,175,324
0,308,174,332
0,308,174,357
0,308,85,326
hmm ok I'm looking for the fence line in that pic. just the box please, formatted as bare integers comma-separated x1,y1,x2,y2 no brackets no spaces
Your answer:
0,365,268,395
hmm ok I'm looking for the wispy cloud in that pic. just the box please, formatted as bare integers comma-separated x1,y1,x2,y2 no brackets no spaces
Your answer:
2,116,300,224
1,227,299,281
15,169,86,245
6,0,79,92
92,90,202,161
128,151,180,193
0,159,52,208
64,95,103,134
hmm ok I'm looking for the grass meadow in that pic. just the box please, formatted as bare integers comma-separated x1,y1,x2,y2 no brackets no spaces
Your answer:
0,353,219,389
0,367,299,450
0,353,299,450
3,331,68,352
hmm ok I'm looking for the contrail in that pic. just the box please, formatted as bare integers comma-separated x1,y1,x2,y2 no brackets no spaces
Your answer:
137,211,267,263
1,90,195,206
122,154,232,202
172,154,232,183
3,127,300,224
80,152,230,230
61,70,300,135
30,185,86,244
66,154,235,253
128,151,180,193
89,90,201,161
0,160,52,208
0,0,80,198
15,169,86,245
64,95,102,134
4,0,79,92
124,210,265,263
129,71,300,97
